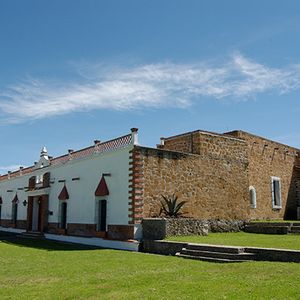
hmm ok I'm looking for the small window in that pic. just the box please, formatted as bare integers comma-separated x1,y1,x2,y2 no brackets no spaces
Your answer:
0,204,2,221
249,186,256,209
271,177,282,209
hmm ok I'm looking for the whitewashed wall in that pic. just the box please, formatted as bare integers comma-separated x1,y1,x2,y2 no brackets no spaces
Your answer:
0,146,132,226
0,175,29,220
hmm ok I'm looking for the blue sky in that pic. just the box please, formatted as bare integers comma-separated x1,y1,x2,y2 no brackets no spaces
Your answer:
0,0,300,173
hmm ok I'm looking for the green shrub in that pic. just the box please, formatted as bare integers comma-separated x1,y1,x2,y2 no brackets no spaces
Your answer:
160,194,187,217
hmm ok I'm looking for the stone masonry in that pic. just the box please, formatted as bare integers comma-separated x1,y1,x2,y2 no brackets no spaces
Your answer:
131,141,250,221
131,129,300,222
225,130,300,220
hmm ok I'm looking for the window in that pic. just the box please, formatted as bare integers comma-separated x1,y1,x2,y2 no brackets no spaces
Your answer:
60,202,67,229
12,203,18,225
96,200,107,231
271,177,282,209
249,186,256,209
35,174,44,187
0,204,2,221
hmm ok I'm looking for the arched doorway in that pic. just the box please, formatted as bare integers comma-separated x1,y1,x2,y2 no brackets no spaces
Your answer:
32,196,42,231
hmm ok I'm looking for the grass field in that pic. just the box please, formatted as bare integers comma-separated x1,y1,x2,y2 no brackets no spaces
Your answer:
166,232,300,250
1,235,300,299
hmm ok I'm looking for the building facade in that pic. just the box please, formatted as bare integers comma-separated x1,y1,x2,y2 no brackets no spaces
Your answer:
0,128,299,240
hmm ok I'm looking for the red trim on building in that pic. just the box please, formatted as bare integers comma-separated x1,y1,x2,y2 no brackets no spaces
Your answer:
58,185,69,200
0,133,133,181
95,176,109,197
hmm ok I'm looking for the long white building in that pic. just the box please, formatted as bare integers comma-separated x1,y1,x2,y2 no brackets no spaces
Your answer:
0,128,141,244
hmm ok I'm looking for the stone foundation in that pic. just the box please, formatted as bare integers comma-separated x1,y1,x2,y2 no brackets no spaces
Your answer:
107,225,135,240
47,222,106,238
67,223,97,237
142,218,246,240
208,220,245,232
165,218,209,236
0,219,26,229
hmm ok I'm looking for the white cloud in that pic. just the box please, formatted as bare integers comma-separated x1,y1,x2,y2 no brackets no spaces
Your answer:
1,53,300,123
0,165,24,174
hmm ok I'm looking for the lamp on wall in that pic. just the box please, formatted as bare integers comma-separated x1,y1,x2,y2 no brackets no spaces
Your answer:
23,200,27,206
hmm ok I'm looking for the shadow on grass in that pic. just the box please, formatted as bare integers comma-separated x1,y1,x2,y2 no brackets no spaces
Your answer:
0,232,102,251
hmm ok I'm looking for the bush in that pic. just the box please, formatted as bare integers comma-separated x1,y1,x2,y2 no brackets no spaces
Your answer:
160,194,187,218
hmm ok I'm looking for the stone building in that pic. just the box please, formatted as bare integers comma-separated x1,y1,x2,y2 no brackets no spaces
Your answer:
0,128,299,242
130,129,300,225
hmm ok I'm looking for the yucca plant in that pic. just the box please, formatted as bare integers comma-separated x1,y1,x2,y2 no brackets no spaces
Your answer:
160,194,187,218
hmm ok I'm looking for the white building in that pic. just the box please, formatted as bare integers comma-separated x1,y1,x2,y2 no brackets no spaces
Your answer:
0,128,141,245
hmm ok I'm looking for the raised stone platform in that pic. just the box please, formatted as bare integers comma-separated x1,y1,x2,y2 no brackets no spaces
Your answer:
244,222,300,235
142,240,300,263
175,243,257,263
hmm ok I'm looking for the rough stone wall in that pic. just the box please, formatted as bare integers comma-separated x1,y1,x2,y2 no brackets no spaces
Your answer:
162,132,193,153
162,131,247,162
142,218,209,240
208,219,245,232
142,218,245,240
165,218,209,236
137,146,250,221
225,130,300,220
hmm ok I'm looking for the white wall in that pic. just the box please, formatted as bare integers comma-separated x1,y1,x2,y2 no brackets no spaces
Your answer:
0,146,132,226
0,175,29,220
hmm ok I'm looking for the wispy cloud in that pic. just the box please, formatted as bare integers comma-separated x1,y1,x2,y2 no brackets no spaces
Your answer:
0,165,23,174
1,53,300,123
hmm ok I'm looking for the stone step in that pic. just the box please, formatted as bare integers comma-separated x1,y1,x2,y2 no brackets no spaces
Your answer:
186,243,245,254
291,223,300,227
18,231,45,239
175,253,247,263
180,248,256,261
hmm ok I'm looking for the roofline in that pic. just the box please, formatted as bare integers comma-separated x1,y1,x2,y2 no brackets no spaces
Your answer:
225,130,300,152
163,129,246,143
0,132,133,180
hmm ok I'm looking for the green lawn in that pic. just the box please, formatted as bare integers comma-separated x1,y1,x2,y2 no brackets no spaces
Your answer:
1,235,300,299
166,232,300,250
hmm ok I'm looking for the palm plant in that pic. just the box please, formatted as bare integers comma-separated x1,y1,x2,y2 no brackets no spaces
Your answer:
160,194,187,218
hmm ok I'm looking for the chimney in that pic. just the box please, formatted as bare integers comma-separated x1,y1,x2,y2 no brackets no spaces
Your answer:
131,128,139,145
68,149,74,160
19,166,24,176
8,171,11,179
94,140,101,152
